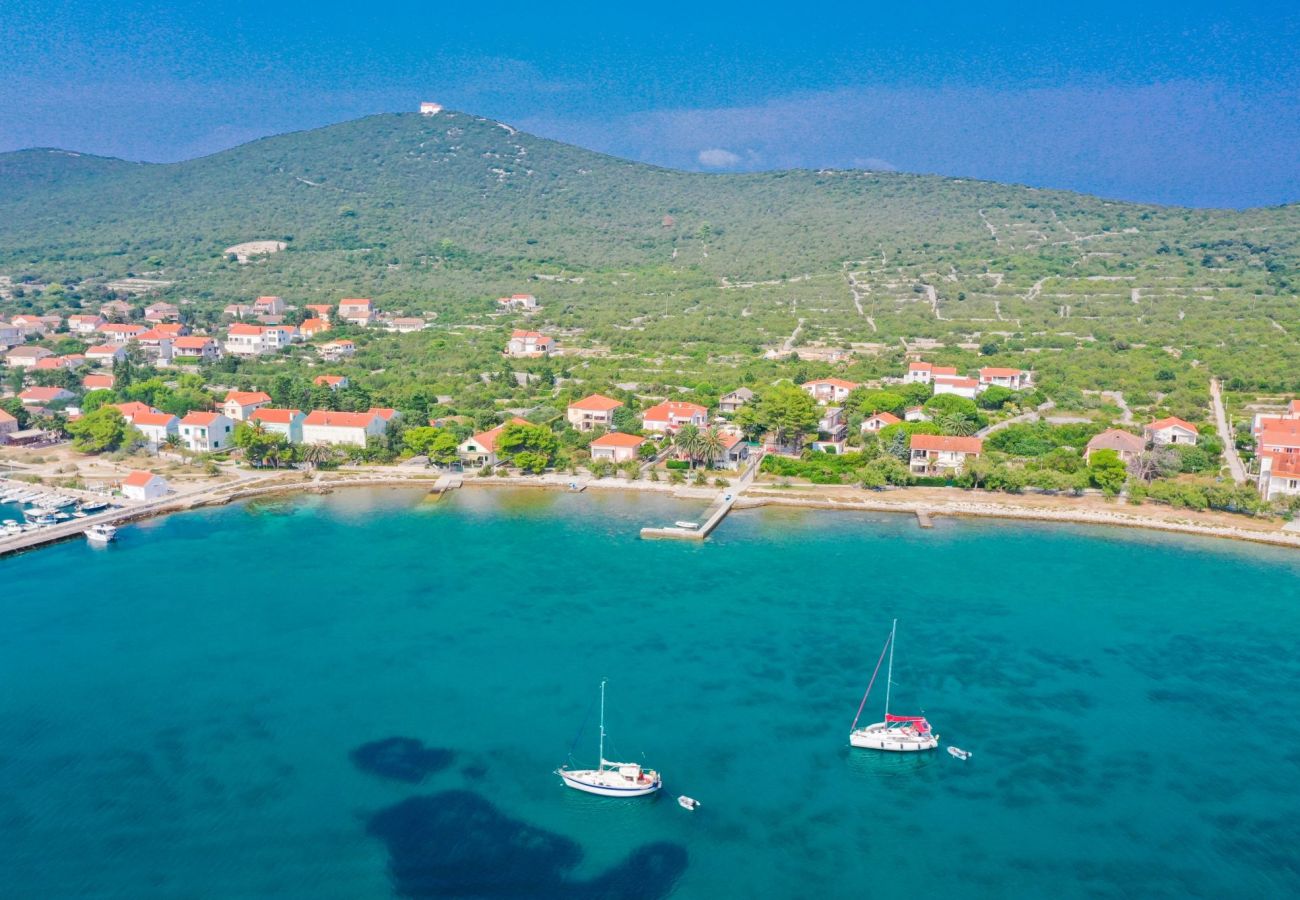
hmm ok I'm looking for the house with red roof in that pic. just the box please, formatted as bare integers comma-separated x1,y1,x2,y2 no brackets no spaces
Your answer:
909,434,983,475
641,401,708,434
173,335,221,360
305,304,333,322
715,431,750,470
589,431,646,464
802,378,858,405
121,470,169,502
83,373,115,391
978,367,1033,390
1257,419,1300,459
253,296,285,316
338,298,374,326
19,386,75,406
222,390,272,422
5,346,53,368
134,329,174,362
1259,453,1300,501
566,394,624,431
904,361,958,385
313,374,349,390
68,314,105,334
179,411,234,452
497,293,539,310
319,339,356,360
112,402,161,424
862,411,902,433
9,314,48,336
0,408,18,443
98,322,147,344
132,411,180,449
301,409,391,447
1144,417,1199,447
505,329,554,358
249,407,305,443
85,344,127,366
152,323,188,338
144,301,180,323
457,417,531,467
300,317,331,338
1084,429,1145,463
933,376,980,400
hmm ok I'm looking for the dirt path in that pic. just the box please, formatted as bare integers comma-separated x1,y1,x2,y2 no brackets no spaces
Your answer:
1210,377,1248,483
977,401,1055,437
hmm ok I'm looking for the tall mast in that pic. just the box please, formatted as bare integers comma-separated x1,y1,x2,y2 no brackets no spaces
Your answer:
598,679,606,767
884,618,897,717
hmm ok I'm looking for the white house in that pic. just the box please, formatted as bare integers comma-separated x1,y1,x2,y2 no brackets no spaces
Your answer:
131,411,180,449
121,470,170,501
144,301,180,322
5,346,53,368
0,322,23,349
719,388,754,413
222,390,272,422
420,102,443,116
1144,417,1199,446
641,401,708,434
253,296,286,316
589,432,645,464
909,434,983,475
85,344,127,366
134,329,174,363
249,408,305,444
497,293,539,310
301,409,388,447
904,362,958,385
172,336,221,360
319,339,356,361
862,411,902,433
1084,429,1145,463
567,394,623,431
457,417,530,467
68,314,105,334
225,324,294,356
932,376,980,400
178,411,235,452
1259,453,1300,501
978,367,1033,390
715,432,750,470
505,329,554,358
313,375,349,391
802,378,858,405
18,386,74,406
904,406,930,423
338,298,374,326
98,323,147,344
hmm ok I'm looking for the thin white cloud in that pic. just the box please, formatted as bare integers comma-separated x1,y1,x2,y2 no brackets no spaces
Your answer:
697,147,741,168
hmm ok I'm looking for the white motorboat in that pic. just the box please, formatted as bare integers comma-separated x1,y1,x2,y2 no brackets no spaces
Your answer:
556,680,661,798
84,524,118,544
674,521,700,529
947,747,971,760
79,500,109,513
677,795,700,811
849,619,940,753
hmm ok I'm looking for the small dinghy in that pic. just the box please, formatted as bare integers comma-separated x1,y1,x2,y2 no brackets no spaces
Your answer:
674,521,699,529
947,746,971,761
677,795,700,811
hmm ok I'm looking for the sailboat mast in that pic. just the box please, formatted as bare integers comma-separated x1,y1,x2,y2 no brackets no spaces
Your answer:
598,679,606,767
884,618,897,717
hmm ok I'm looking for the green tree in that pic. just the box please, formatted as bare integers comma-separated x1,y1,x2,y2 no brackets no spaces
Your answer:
1087,449,1128,495
739,383,818,449
66,406,127,453
674,423,704,468
497,422,559,469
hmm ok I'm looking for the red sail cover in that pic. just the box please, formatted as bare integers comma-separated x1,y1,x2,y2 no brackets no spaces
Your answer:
886,714,932,733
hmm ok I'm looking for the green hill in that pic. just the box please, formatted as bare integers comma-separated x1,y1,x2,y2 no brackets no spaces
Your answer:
1,109,1298,388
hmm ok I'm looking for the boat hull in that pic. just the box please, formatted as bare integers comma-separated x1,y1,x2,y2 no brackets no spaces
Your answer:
849,726,938,752
557,770,661,797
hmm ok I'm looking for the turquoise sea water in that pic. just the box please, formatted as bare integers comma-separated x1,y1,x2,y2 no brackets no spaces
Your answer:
2,486,1300,898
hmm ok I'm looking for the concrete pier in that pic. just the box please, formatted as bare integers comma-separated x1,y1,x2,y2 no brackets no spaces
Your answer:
915,510,935,528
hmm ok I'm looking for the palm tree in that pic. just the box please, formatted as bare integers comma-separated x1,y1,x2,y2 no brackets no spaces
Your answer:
698,427,726,470
674,424,703,469
302,442,333,470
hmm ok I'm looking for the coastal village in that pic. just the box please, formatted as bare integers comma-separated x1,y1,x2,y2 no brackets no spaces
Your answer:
2,287,1299,553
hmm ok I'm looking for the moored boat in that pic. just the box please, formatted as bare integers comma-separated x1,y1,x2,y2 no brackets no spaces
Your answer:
677,795,700,811
947,746,971,760
556,680,661,798
84,523,118,544
849,618,940,753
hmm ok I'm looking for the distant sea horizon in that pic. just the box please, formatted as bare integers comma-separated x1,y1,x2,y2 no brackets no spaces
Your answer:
2,486,1298,898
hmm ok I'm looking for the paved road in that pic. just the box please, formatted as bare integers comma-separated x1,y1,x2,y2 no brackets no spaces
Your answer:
1209,377,1248,483
977,401,1056,437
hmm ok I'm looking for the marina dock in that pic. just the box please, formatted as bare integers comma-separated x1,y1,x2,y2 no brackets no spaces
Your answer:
640,453,763,542
915,510,935,528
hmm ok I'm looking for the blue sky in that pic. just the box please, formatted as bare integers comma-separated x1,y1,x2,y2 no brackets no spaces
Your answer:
2,1,1297,207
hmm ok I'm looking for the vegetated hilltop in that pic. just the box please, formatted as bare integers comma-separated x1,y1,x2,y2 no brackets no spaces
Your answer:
0,108,1298,383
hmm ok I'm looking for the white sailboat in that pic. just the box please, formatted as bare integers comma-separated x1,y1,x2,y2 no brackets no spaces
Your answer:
556,680,661,797
849,618,939,752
